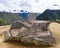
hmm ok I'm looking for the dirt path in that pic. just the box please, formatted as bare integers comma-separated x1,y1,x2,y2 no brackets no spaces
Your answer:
0,23,60,48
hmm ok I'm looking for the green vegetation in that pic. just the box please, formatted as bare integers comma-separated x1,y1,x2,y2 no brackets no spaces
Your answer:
36,9,60,21
0,17,7,25
0,12,22,25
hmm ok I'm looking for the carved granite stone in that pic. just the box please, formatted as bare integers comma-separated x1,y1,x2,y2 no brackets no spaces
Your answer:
3,20,56,46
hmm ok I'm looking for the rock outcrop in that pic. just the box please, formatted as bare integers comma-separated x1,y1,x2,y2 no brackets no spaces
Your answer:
3,21,56,46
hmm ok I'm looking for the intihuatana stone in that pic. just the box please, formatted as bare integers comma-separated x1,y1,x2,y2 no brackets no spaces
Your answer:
3,20,56,46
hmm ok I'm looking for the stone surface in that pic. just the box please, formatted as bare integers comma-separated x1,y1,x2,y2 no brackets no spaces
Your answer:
3,21,56,46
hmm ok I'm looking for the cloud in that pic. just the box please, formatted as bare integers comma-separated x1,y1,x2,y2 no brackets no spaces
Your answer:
0,0,60,13
0,0,21,12
0,3,9,12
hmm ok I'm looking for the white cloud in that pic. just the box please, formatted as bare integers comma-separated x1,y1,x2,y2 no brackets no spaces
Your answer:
0,0,60,13
0,3,9,12
0,0,22,12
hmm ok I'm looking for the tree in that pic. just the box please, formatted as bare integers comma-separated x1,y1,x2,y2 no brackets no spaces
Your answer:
0,17,7,25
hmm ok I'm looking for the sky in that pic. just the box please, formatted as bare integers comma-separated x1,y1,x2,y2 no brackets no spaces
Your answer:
0,0,60,13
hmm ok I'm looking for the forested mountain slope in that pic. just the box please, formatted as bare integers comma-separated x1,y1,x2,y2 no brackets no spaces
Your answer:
36,9,60,21
0,12,22,25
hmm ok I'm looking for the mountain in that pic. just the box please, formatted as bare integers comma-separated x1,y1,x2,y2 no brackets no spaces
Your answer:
0,12,40,25
36,9,60,21
18,13,40,20
13,10,40,20
0,12,22,25
18,13,29,20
